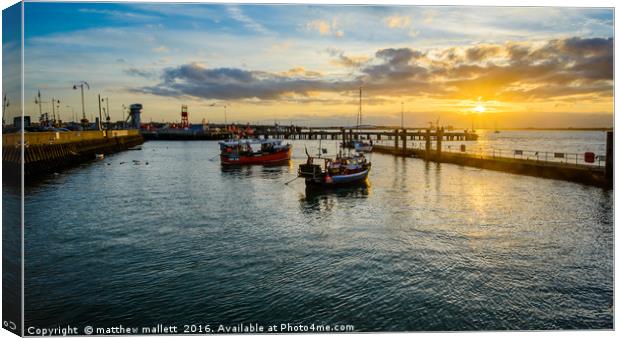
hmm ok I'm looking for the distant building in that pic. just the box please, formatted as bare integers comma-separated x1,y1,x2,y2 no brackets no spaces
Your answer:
13,116,31,129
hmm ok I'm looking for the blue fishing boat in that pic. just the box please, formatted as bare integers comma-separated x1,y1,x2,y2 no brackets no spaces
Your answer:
298,149,371,187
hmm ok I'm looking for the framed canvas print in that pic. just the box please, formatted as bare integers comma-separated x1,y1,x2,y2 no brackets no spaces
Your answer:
1,0,615,336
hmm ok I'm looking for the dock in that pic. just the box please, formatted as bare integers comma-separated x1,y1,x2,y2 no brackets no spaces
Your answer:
3,130,144,177
217,125,479,142
141,129,231,140
370,129,613,189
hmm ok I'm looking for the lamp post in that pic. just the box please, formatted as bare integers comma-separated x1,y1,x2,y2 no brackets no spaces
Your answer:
96,94,103,130
34,90,48,126
66,105,74,123
51,98,60,127
209,103,229,125
401,101,404,129
73,81,89,128
105,97,110,129
100,96,111,129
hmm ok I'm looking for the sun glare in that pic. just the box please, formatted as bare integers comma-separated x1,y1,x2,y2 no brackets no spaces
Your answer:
473,105,486,113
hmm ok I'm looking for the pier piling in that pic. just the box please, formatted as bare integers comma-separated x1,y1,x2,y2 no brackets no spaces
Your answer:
394,129,399,151
425,129,431,158
436,128,443,158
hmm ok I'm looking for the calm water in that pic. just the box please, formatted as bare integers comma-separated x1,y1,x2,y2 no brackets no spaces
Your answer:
22,131,613,331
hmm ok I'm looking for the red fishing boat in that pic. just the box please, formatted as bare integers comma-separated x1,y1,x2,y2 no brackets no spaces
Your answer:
219,138,292,165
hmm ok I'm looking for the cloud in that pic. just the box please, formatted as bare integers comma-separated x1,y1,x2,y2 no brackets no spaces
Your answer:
152,45,169,53
78,8,157,21
306,19,344,37
408,30,420,38
384,15,419,38
325,48,368,68
281,67,322,77
385,15,411,29
360,48,427,82
226,6,269,34
465,44,502,62
124,67,158,79
131,37,613,104
134,62,355,100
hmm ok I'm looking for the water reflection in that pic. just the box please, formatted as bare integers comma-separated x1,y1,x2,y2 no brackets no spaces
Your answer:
220,165,254,178
259,162,291,179
220,161,292,179
300,181,371,214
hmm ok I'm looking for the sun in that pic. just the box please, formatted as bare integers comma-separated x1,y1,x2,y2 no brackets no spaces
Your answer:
473,104,486,113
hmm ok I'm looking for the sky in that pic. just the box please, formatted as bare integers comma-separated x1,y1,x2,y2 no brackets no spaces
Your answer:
6,2,615,127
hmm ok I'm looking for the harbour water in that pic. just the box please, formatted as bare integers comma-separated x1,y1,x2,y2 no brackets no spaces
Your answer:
21,130,613,331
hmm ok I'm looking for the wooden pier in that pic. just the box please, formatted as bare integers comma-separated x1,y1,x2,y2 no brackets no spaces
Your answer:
3,130,144,178
249,126,478,142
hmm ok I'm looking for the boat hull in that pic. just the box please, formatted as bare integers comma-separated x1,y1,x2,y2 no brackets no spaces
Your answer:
221,147,291,165
354,145,373,152
305,166,371,188
353,141,373,153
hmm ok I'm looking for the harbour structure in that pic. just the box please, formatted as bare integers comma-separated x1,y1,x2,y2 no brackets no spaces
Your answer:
127,103,142,129
221,125,478,142
3,129,144,178
371,128,613,188
140,105,232,140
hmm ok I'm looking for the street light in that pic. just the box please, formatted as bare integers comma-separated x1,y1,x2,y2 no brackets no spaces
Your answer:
72,81,89,126
51,98,61,126
66,105,75,123
101,97,111,129
209,103,229,125
401,101,404,129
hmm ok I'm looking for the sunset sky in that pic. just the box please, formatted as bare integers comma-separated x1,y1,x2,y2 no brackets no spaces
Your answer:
7,2,615,127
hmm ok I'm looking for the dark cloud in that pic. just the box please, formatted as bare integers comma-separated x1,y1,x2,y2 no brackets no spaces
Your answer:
134,62,355,100
361,47,428,82
465,45,501,62
132,37,613,103
124,67,157,78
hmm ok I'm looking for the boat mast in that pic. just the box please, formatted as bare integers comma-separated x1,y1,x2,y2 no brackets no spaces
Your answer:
358,86,362,129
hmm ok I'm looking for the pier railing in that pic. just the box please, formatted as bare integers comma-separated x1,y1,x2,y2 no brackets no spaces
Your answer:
372,139,606,167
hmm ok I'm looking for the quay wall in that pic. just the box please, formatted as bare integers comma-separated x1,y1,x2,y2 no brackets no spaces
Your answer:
373,145,611,188
3,130,144,178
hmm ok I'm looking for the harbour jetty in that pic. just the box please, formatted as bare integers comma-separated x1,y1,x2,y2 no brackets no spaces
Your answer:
3,130,144,177
371,128,613,189
156,124,478,142
141,128,231,140
139,124,477,142
253,125,478,142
